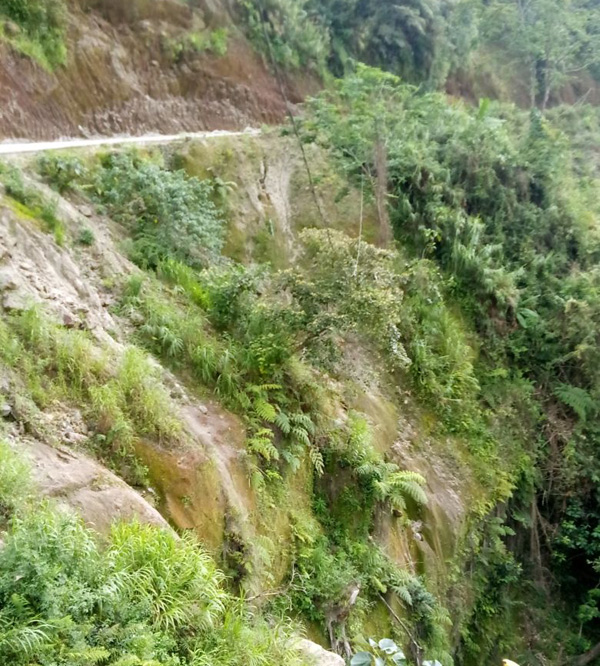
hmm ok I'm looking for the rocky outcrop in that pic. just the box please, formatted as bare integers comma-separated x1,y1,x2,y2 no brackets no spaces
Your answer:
296,639,345,666
18,438,169,533
0,0,315,140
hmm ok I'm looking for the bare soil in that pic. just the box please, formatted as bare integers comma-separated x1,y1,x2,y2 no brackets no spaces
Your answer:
0,0,317,140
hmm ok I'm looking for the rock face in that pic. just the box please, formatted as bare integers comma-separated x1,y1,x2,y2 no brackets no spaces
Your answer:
296,639,345,666
21,439,169,534
0,0,310,140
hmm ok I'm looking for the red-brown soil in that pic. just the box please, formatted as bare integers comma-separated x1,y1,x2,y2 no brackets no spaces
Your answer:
0,0,316,140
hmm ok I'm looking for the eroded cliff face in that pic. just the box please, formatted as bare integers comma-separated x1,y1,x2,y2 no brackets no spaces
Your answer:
0,0,314,140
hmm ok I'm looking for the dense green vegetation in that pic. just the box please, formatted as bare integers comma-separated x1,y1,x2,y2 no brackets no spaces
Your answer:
242,0,600,105
299,66,600,663
1,1,600,663
18,68,600,661
0,443,302,666
0,0,67,69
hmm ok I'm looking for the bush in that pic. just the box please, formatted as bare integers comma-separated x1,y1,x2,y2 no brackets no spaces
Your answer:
77,227,94,246
0,503,303,666
1,165,35,206
93,152,225,269
0,505,304,666
37,154,87,193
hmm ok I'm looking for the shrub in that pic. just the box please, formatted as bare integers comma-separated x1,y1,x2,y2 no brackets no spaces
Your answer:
0,502,304,666
1,165,35,206
77,227,94,246
93,152,225,268
37,154,87,193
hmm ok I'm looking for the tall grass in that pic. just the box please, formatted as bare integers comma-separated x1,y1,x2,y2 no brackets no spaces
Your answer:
0,307,183,481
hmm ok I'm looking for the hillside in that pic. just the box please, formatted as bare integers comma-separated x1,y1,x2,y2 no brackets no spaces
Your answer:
1,1,600,666
0,0,314,139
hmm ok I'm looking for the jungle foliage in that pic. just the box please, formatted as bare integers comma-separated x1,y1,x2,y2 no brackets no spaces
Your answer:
300,65,600,663
242,0,600,104
0,444,303,666
4,4,600,658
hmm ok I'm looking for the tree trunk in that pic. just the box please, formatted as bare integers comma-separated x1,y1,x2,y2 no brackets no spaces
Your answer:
530,60,537,108
574,642,600,666
374,137,392,246
542,78,551,110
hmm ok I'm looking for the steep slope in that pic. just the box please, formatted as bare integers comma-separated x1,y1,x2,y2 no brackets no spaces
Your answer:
0,134,489,663
0,0,314,140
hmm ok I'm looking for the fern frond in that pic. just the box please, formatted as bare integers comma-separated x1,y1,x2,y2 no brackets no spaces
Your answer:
392,583,413,606
281,449,302,473
290,412,316,434
309,446,324,476
274,411,291,435
66,647,111,664
390,471,428,506
246,383,281,395
247,429,279,461
291,426,311,447
254,399,277,423
555,383,595,422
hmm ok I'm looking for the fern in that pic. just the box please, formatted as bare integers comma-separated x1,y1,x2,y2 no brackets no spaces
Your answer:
247,428,279,462
282,449,302,473
389,471,428,507
254,399,278,423
274,411,291,435
66,646,111,663
555,383,595,422
290,412,316,434
0,617,51,657
392,582,413,606
246,383,282,393
309,446,325,476
291,425,311,447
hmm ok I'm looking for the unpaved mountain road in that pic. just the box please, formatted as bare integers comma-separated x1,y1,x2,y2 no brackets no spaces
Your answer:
0,128,260,156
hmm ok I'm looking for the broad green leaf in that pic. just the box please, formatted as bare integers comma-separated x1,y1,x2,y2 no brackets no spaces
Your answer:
351,652,373,666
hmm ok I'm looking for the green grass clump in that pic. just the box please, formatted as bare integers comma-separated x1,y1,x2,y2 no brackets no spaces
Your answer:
76,227,94,246
0,440,31,519
1,166,66,244
0,307,182,482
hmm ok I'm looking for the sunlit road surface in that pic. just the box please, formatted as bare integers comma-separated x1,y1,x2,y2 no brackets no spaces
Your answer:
0,128,261,155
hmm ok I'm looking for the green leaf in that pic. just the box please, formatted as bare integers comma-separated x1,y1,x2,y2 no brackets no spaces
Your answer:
351,652,374,666
378,638,398,653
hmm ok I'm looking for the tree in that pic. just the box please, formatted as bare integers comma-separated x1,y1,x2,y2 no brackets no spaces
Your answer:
302,65,408,244
479,0,600,108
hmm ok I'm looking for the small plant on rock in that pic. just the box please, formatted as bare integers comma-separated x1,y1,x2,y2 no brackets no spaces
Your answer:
77,227,95,246
351,638,442,666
